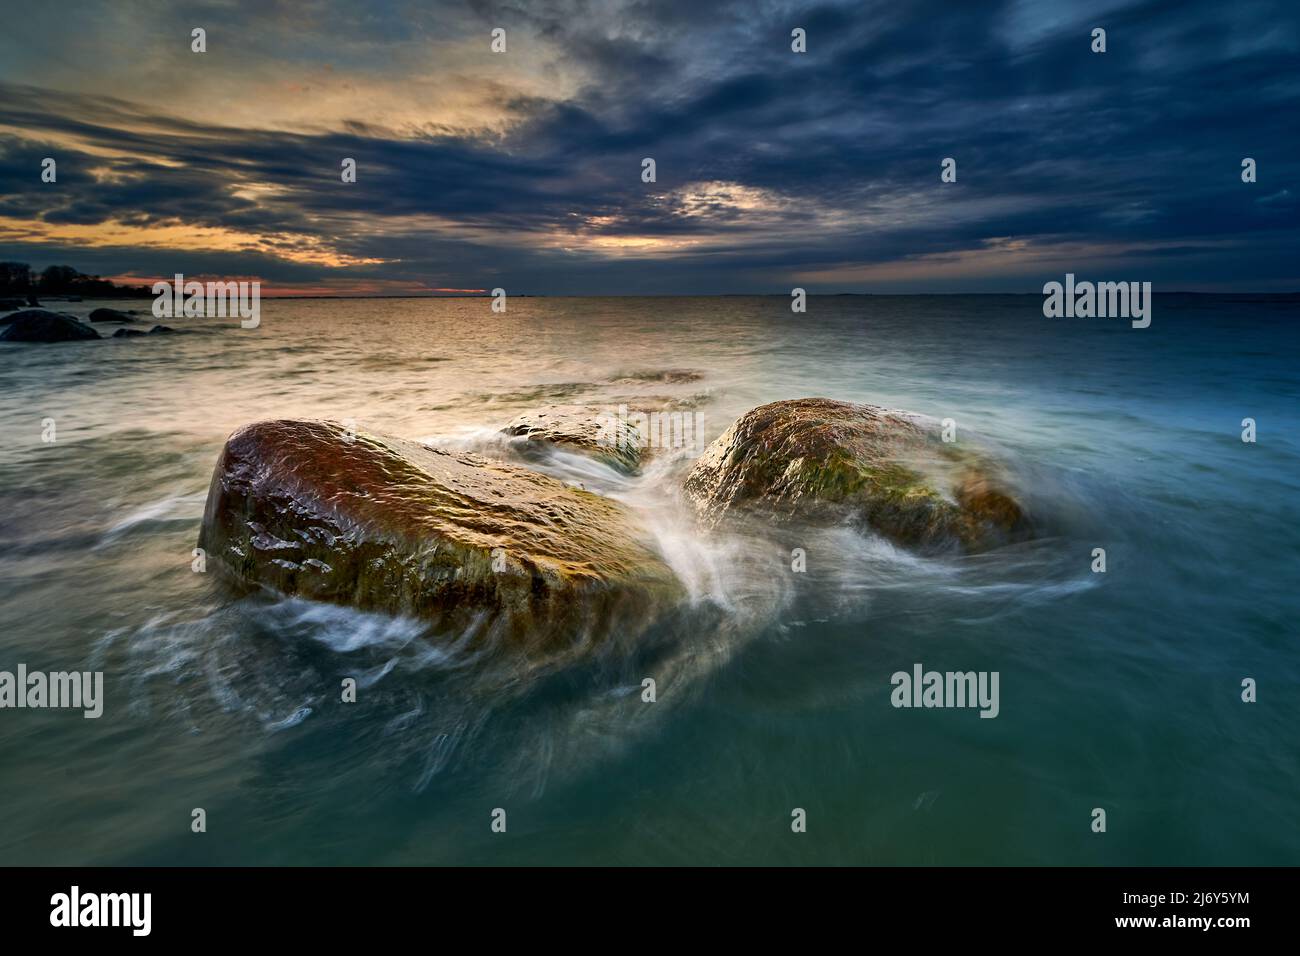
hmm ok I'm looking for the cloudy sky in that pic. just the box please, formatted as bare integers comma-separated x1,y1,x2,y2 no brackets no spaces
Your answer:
0,0,1296,294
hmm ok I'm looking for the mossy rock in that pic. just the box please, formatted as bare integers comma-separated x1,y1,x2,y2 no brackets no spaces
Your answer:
199,420,683,650
683,398,1028,552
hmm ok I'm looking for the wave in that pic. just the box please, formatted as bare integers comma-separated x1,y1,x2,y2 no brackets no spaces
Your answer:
96,490,207,547
77,386,1094,800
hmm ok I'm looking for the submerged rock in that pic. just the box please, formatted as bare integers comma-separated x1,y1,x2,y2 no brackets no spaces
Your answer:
502,404,645,475
88,307,136,323
147,324,176,334
684,398,1028,552
199,420,683,649
610,368,704,385
0,309,99,343
112,327,146,337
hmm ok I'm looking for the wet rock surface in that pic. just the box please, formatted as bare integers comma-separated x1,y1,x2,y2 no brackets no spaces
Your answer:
684,398,1029,552
199,420,683,650
502,404,644,475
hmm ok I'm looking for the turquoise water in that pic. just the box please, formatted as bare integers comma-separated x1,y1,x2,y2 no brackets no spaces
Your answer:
0,294,1296,865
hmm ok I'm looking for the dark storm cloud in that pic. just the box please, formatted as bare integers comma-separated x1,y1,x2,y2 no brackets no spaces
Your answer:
0,0,1296,292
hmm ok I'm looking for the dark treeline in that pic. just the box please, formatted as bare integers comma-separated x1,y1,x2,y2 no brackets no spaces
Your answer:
0,262,151,298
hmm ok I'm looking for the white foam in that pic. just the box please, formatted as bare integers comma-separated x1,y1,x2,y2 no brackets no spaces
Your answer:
97,490,207,546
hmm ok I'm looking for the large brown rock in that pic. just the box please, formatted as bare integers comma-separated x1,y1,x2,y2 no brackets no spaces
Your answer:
199,420,682,650
683,398,1028,552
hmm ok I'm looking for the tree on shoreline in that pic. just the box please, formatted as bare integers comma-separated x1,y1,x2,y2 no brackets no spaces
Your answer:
0,262,151,298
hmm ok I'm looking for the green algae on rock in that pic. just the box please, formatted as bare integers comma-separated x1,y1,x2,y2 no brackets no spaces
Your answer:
683,398,1028,552
199,420,682,649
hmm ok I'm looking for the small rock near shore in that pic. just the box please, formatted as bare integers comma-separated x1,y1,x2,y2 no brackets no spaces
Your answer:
88,307,136,323
0,309,100,343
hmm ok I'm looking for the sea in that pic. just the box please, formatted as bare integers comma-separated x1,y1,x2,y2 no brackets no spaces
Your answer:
0,293,1296,865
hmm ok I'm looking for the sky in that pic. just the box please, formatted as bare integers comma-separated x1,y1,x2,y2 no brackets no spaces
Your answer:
0,0,1296,295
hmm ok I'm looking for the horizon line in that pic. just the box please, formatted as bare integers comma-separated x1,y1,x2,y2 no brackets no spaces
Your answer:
31,290,1300,300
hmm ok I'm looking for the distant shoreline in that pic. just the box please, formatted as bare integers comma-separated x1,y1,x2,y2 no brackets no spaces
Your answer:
21,291,1298,301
